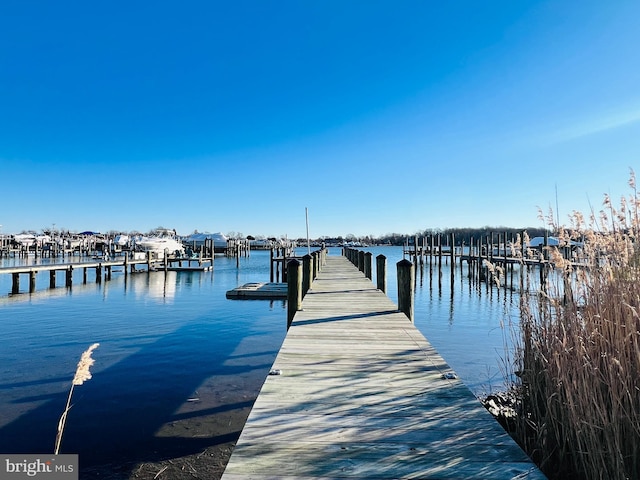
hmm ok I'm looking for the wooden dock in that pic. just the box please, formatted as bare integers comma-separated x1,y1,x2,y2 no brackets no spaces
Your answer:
226,282,288,299
221,255,545,479
0,253,213,294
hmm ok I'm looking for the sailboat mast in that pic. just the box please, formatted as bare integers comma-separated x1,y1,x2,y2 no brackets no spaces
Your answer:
305,207,311,256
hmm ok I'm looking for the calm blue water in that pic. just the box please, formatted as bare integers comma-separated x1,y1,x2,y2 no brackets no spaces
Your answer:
0,246,519,471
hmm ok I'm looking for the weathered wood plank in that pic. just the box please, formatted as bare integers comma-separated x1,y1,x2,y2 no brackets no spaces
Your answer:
221,255,545,480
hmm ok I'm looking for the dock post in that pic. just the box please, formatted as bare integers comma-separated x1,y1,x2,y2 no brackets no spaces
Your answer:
96,264,102,283
302,254,312,296
287,259,302,329
49,270,56,288
282,249,288,282
397,259,414,322
376,254,387,293
364,252,372,280
357,250,365,273
65,266,73,287
29,271,36,293
124,254,129,278
12,273,19,294
450,232,455,285
210,239,215,269
430,235,434,266
312,251,318,280
270,248,275,282
450,232,456,266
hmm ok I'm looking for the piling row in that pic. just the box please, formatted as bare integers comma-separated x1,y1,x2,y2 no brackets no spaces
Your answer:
285,247,327,327
0,239,217,295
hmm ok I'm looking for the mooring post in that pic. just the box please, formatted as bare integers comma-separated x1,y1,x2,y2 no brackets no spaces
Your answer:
450,232,455,285
29,271,36,293
358,250,365,273
397,259,415,322
12,273,19,294
49,270,56,289
302,254,312,296
376,254,387,293
65,266,73,287
270,248,275,282
208,239,214,269
287,259,302,329
364,252,372,280
312,251,319,280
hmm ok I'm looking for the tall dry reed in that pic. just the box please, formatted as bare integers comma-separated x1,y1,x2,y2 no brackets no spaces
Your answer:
510,171,640,480
54,343,99,455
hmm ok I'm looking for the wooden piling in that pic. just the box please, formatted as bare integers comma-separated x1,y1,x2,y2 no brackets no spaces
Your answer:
364,252,372,280
287,259,302,329
302,254,312,296
12,273,19,294
376,254,386,293
397,259,414,322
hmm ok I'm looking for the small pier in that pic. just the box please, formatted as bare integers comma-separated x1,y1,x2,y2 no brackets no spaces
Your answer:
221,255,545,479
0,252,213,294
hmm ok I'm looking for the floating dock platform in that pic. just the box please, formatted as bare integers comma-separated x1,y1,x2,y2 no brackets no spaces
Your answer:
226,282,288,299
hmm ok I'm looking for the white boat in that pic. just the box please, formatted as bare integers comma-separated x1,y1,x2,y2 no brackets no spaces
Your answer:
184,232,228,251
526,236,582,248
13,234,37,247
135,235,184,255
13,234,51,247
114,234,130,247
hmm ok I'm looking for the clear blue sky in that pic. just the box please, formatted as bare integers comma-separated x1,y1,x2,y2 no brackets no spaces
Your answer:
2,1,639,239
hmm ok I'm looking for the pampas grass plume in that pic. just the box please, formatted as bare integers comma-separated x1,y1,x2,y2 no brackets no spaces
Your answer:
72,343,99,386
54,343,99,454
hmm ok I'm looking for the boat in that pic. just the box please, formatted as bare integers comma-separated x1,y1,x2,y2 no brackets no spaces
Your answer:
526,236,582,248
13,234,37,247
135,232,184,256
113,234,130,247
183,232,228,252
13,234,51,248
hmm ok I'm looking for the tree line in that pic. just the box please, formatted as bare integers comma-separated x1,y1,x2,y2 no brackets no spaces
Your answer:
312,227,550,246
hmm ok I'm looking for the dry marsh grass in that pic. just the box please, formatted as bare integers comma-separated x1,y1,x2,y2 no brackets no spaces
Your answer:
54,342,99,455
509,171,640,480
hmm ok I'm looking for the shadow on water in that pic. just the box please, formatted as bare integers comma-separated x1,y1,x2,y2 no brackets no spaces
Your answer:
0,316,279,475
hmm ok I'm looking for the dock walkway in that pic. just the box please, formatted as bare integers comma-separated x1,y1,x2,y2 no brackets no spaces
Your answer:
221,255,545,479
